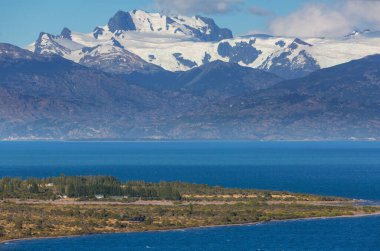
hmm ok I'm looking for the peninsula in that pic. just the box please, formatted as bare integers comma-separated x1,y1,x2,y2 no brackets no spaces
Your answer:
0,175,379,243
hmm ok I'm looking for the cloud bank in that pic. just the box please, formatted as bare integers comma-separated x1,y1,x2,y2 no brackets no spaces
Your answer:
154,0,242,15
269,0,380,37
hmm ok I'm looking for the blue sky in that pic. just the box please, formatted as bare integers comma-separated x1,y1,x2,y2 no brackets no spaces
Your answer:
1,0,378,47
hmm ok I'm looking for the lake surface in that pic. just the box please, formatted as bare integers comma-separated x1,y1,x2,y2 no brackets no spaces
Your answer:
0,141,380,250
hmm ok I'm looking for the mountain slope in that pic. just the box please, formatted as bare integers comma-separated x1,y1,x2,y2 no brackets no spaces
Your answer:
0,43,163,139
26,10,380,78
176,61,282,96
125,60,283,96
78,43,162,74
30,30,162,74
194,54,380,139
2,43,380,140
106,10,233,41
258,38,320,79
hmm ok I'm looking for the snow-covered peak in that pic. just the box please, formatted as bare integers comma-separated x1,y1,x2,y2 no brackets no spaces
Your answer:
77,43,162,74
34,32,72,56
259,38,319,79
28,29,162,74
344,29,371,38
103,10,233,41
26,10,380,78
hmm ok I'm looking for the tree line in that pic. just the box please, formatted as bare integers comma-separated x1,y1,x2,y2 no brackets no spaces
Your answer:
0,175,183,200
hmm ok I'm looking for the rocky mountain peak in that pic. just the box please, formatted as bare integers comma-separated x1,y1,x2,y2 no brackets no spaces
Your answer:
108,10,136,33
105,10,232,41
60,27,72,40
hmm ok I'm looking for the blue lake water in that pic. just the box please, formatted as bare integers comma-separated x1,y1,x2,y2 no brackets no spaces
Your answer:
0,141,379,200
0,141,380,250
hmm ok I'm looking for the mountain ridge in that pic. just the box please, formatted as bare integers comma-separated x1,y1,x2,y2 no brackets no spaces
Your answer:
24,10,380,79
125,60,283,95
1,43,380,140
105,10,233,41
0,43,166,139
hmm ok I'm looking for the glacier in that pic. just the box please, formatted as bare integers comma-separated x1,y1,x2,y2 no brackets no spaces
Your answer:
26,10,380,79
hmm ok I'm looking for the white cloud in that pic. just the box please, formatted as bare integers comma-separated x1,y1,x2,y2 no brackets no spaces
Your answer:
153,0,242,15
269,0,380,38
345,0,380,25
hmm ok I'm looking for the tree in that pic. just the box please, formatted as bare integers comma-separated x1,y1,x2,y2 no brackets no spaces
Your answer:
65,184,76,197
0,225,5,237
114,220,124,228
14,218,23,230
28,182,39,193
25,228,32,236
159,186,181,200
188,203,194,216
145,217,154,225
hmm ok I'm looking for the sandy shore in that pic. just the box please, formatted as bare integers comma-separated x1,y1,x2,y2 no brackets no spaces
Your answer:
1,212,380,246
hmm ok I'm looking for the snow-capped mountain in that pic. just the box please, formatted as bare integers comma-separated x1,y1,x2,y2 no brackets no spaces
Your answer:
105,10,233,41
30,28,161,74
259,38,319,79
27,10,380,78
3,43,380,140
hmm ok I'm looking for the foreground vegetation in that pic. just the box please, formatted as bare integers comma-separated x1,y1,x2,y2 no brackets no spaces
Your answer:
0,176,379,243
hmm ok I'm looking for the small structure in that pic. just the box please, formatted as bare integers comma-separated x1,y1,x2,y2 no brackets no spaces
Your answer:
95,194,105,199
129,216,146,222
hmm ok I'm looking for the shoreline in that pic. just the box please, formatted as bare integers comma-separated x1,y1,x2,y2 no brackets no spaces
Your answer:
2,212,380,246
